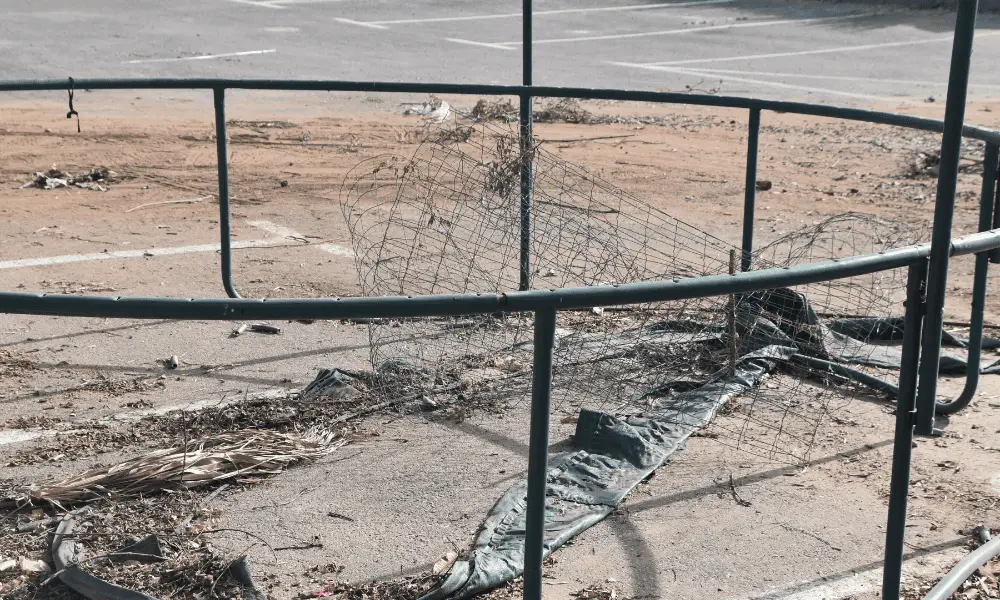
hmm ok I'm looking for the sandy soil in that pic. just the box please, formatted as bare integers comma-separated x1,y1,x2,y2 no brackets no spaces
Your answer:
1,92,1000,599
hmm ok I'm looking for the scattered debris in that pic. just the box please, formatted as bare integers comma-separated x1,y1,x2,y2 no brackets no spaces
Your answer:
904,146,981,178
301,572,442,600
403,97,452,122
231,323,249,337
12,429,344,506
165,355,180,370
471,98,517,123
572,584,618,600
20,166,125,191
534,98,593,124
249,324,281,334
227,119,298,129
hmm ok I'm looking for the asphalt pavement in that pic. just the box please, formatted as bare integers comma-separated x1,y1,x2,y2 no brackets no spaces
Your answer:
3,0,1000,105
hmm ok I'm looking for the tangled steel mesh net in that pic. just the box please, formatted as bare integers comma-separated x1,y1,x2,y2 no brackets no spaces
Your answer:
341,117,926,462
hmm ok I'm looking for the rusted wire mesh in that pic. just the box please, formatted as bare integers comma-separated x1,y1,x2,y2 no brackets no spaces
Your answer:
341,118,926,463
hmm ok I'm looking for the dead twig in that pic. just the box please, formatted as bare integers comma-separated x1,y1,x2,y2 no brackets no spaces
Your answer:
124,196,210,213
542,134,636,143
729,474,751,507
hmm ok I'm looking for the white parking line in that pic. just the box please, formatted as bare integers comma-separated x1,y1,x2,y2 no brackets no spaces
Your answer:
0,239,286,271
670,67,1000,89
497,13,868,46
230,0,350,7
248,220,355,258
610,63,897,101
123,49,276,64
334,17,389,30
642,32,1000,66
335,0,733,28
446,38,518,51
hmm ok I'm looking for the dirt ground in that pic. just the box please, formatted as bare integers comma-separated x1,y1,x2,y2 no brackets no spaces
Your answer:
2,91,1000,600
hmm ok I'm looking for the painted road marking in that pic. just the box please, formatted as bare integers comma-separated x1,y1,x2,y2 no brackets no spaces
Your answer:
609,63,899,102
230,0,349,7
0,239,286,271
248,220,355,258
335,0,734,28
123,49,276,64
642,32,1000,66
334,18,389,30
497,13,869,46
668,67,1000,89
446,38,519,51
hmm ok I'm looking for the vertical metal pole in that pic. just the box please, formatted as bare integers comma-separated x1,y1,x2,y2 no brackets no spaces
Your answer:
882,260,928,600
741,108,761,272
727,249,737,376
915,0,978,435
518,0,533,291
523,306,556,600
992,155,1000,264
936,142,997,414
213,88,241,299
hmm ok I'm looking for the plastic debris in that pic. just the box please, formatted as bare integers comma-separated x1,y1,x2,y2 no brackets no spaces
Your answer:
21,166,123,191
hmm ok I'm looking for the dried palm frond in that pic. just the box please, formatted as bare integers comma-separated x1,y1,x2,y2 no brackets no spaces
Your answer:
15,429,344,507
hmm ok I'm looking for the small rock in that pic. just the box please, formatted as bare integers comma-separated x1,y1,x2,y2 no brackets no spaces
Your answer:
755,180,772,191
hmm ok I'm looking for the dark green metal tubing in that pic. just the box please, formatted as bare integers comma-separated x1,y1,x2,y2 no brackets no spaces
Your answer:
791,354,899,397
524,307,556,600
937,142,998,415
518,99,532,291
916,0,979,436
3,79,1000,145
741,108,761,272
882,260,928,600
7,233,1000,322
213,88,240,299
519,0,533,292
992,163,1000,264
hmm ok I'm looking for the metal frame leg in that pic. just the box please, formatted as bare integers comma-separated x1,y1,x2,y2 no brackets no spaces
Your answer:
937,142,998,414
519,93,533,292
213,87,241,299
916,0,979,434
741,108,761,272
882,260,928,600
518,0,533,292
523,307,556,600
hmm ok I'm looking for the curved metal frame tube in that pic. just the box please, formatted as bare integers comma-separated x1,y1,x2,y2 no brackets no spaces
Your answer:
1,232,998,322
936,141,998,414
3,78,999,144
916,0,979,435
213,88,241,299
